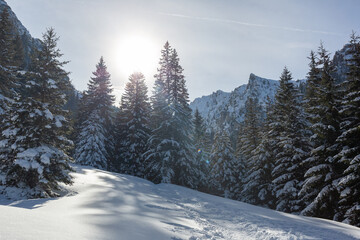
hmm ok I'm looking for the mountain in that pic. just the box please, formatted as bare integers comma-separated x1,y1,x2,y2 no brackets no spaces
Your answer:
1,165,359,240
190,73,280,133
0,0,41,68
190,44,349,135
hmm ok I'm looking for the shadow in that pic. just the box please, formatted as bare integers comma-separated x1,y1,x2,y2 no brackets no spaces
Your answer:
0,198,54,209
73,172,187,240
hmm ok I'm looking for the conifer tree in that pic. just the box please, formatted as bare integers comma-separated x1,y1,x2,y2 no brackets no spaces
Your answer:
2,28,73,197
116,72,151,177
236,97,261,202
335,32,360,226
75,57,115,170
300,43,343,219
146,42,199,188
236,97,261,162
271,67,309,213
145,76,173,183
209,129,237,198
193,109,210,191
240,97,275,207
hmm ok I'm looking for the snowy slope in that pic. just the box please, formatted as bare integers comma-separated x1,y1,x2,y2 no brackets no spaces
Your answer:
1,165,359,240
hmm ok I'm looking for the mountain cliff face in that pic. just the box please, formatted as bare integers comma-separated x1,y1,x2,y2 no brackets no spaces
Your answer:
190,74,279,133
0,0,41,68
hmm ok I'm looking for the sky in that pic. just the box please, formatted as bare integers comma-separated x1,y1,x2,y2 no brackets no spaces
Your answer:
6,0,360,102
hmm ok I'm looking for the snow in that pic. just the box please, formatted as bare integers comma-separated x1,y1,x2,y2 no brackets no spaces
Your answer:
55,115,65,128
190,73,280,131
44,109,54,120
47,79,58,89
1,165,359,240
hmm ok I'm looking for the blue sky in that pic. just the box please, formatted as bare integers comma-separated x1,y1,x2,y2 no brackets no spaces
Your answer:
6,0,360,101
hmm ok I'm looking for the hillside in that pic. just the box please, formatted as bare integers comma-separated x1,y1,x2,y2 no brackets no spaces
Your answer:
0,165,359,240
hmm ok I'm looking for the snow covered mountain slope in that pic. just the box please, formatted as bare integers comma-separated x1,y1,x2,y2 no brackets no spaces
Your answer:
190,73,279,131
1,165,359,240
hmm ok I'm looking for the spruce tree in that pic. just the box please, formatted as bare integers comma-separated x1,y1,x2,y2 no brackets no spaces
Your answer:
241,97,275,207
75,57,115,170
271,67,309,213
146,42,199,188
209,129,237,198
237,97,261,161
116,72,151,177
193,109,210,192
236,97,261,202
145,76,173,183
335,32,360,226
0,8,21,184
2,28,73,197
300,43,343,219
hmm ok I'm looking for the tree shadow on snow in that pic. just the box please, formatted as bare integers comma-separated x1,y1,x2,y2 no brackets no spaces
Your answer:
74,173,187,240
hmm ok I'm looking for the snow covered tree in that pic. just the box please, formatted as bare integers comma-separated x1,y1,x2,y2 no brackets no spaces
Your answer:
335,32,360,226
1,28,73,197
145,75,173,183
271,67,310,213
236,97,261,202
193,109,210,192
115,72,151,177
240,97,275,207
300,43,343,219
75,57,115,170
209,129,237,198
236,97,261,161
146,42,199,188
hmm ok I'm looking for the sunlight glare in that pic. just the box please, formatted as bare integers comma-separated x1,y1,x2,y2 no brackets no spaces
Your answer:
115,34,159,80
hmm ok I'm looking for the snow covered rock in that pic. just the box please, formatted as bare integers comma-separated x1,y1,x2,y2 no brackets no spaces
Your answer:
190,73,279,132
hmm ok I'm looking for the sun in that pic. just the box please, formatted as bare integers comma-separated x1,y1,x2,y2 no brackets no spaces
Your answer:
115,34,159,80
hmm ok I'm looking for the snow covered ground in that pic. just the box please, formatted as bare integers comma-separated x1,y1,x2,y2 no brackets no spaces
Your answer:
1,165,360,240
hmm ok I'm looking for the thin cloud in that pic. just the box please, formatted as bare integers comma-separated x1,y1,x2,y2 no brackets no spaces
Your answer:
159,12,341,36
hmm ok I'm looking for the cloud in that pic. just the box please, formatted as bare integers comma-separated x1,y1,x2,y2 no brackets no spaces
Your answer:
159,12,341,36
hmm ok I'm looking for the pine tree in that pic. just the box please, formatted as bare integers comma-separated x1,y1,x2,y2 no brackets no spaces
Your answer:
170,49,199,188
193,109,210,192
300,43,343,219
237,98,261,161
146,42,199,188
236,97,261,202
2,28,73,197
75,57,115,170
116,72,151,177
335,32,360,226
0,8,21,184
271,67,309,213
240,97,275,207
145,75,173,183
209,129,237,198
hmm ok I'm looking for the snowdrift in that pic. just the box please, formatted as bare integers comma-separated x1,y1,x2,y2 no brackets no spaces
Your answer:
1,165,359,240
